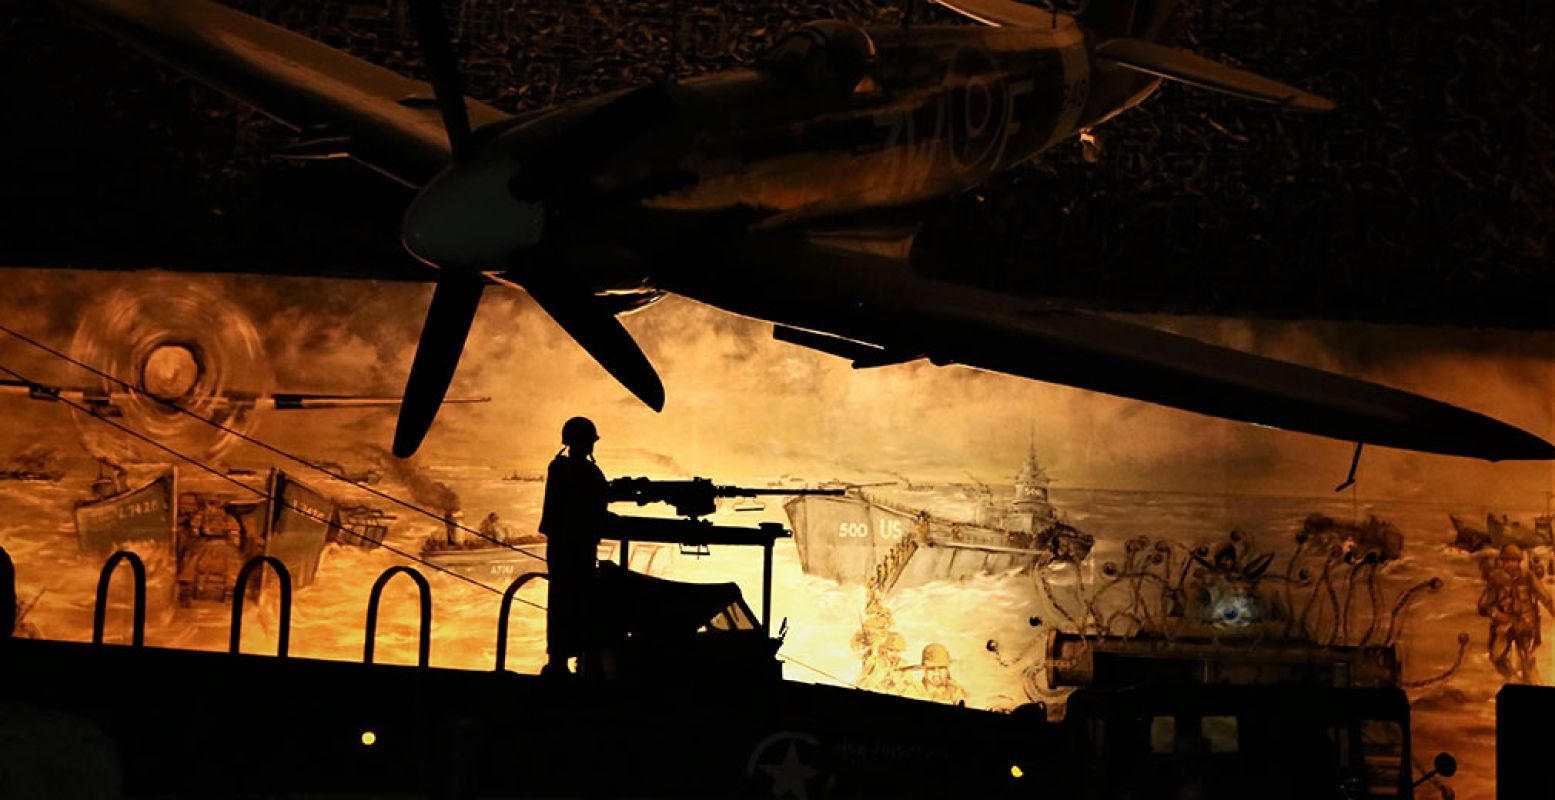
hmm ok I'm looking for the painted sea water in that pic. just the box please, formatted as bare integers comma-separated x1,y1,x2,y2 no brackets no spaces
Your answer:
4,469,1535,799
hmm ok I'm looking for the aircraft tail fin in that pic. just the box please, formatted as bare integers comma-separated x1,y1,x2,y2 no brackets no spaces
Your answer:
1096,38,1335,112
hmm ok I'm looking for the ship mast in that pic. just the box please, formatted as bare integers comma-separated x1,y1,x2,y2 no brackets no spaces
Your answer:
1012,429,1053,524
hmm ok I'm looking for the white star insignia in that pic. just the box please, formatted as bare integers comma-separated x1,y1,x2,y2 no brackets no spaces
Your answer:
760,742,818,800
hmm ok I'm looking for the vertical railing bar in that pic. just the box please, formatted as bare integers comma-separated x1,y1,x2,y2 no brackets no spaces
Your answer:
495,572,547,672
761,541,774,638
229,556,293,658
1,545,15,641
364,565,433,667
92,550,146,647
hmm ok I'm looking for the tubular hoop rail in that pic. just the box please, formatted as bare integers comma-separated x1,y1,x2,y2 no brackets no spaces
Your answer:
93,550,147,647
229,556,293,658
495,572,549,672
364,565,433,667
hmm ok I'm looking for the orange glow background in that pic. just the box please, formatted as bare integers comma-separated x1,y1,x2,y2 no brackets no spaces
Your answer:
1,268,1552,798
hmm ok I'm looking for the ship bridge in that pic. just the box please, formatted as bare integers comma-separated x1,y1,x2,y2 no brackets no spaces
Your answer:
1012,442,1054,521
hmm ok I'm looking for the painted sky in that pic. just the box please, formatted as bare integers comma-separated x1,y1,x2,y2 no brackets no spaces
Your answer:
0,267,1550,506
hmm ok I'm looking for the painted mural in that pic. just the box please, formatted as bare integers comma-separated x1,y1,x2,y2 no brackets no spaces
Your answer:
1,267,1552,798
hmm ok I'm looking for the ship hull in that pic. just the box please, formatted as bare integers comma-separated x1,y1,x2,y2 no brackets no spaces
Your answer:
1449,513,1553,553
74,470,178,553
785,492,1086,592
74,468,338,603
422,540,675,585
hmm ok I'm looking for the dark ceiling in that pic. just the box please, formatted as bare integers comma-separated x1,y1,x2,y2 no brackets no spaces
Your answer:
2,0,1551,329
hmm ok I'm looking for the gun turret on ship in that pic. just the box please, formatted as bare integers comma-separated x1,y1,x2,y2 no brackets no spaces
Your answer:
784,445,1092,594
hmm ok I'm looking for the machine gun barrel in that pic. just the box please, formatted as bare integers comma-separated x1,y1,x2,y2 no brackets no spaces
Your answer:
710,486,845,499
608,477,842,519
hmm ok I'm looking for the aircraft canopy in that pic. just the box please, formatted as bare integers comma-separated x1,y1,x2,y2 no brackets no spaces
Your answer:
758,21,879,95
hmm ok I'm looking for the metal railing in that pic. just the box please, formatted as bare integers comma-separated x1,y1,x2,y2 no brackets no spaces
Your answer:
68,551,558,672
364,565,433,667
230,556,293,658
495,572,548,672
92,550,147,647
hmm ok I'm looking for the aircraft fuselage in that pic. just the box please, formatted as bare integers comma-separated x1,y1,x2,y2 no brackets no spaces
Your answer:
470,21,1158,285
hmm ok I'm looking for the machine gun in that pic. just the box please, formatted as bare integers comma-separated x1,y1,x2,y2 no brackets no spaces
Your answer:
608,476,842,520
603,478,841,638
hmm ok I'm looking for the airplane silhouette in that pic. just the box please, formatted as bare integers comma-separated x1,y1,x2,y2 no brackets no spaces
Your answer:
53,0,1555,462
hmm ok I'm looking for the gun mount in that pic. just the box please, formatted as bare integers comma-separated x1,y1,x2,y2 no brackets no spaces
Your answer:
594,478,840,662
602,514,795,638
608,476,842,519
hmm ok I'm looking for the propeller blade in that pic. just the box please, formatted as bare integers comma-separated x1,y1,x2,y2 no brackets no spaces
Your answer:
393,274,486,457
510,82,680,203
511,265,665,412
407,0,475,161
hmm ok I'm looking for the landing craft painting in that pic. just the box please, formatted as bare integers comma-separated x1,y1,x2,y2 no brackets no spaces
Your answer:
0,268,1552,797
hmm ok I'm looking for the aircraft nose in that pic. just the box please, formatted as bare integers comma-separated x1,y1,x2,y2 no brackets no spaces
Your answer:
402,158,544,271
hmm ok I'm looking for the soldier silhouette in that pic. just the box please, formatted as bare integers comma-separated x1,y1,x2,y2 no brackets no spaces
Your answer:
539,416,611,678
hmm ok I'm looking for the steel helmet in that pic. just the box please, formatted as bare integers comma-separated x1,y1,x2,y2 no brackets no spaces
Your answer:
1501,543,1524,562
561,416,599,446
920,643,952,669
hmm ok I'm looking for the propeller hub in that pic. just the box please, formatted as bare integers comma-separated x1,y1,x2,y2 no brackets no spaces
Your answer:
141,343,201,401
402,158,544,271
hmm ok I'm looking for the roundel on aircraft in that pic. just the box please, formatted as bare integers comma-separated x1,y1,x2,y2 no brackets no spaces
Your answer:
69,278,274,464
945,45,1017,173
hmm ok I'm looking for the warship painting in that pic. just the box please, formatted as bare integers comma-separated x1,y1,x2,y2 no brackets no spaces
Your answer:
74,465,347,603
0,446,65,483
420,514,673,584
784,445,1093,593
1448,512,1554,553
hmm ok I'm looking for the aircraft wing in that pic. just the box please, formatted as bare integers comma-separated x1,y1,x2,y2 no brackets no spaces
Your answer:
932,0,1333,111
1094,39,1334,112
930,0,1062,27
711,233,1553,461
778,305,1553,460
55,0,509,187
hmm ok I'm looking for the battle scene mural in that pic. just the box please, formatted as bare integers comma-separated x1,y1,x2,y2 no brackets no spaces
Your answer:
2,267,1553,798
